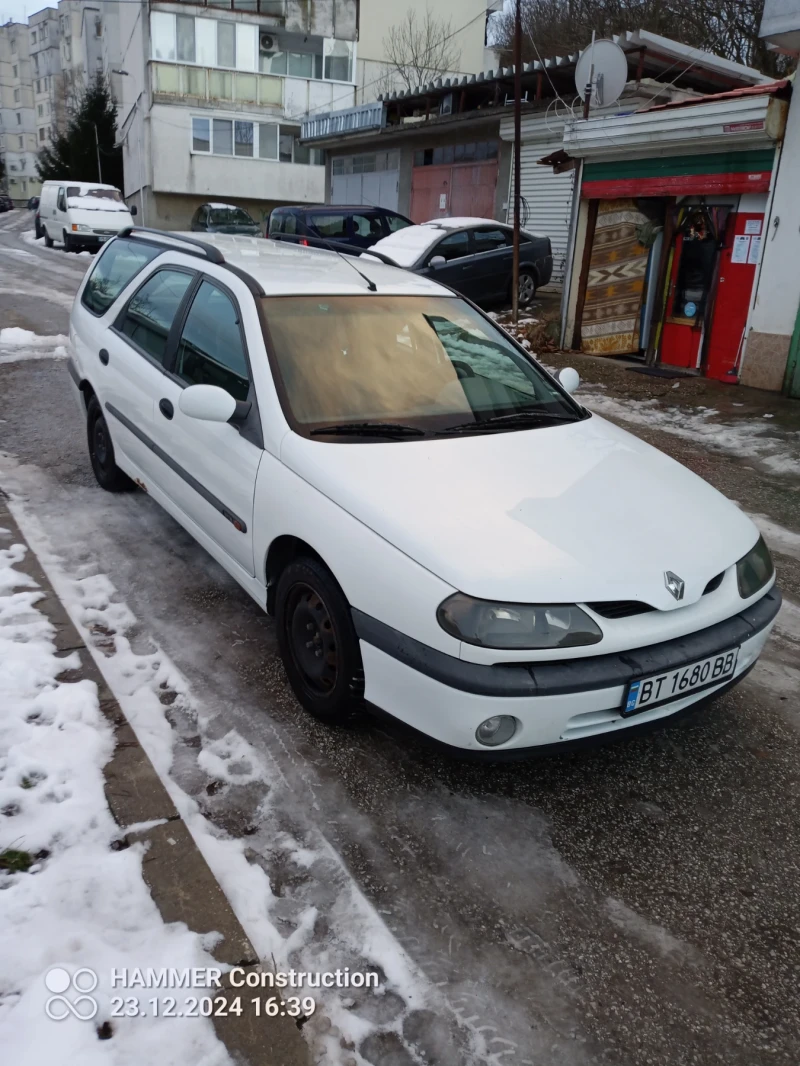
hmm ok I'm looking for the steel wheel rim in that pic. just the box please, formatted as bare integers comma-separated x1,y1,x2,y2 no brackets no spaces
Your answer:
93,418,110,468
286,582,338,696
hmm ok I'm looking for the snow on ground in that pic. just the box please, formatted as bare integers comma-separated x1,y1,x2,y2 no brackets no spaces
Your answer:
0,329,69,366
7,499,534,1066
0,528,229,1065
572,385,800,477
21,230,95,259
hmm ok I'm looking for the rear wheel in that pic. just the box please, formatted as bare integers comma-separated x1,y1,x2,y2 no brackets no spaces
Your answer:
87,396,133,492
517,270,537,307
275,557,364,725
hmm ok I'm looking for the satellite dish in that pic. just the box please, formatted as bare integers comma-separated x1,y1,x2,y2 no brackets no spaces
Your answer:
575,39,628,109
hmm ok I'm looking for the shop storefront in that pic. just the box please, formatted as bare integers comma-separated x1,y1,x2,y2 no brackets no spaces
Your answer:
561,82,789,381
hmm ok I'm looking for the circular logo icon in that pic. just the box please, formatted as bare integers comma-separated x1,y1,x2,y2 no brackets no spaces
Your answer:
44,967,99,1021
44,968,71,995
683,301,697,317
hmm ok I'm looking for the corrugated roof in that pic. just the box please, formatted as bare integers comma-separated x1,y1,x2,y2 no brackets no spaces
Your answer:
378,28,769,103
645,78,790,113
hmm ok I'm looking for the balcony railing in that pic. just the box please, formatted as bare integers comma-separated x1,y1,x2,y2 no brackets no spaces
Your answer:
302,100,384,141
152,61,282,107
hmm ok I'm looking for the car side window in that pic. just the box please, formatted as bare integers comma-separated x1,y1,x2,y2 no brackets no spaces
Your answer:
430,231,470,263
81,238,163,316
57,187,66,212
118,268,195,365
310,213,347,238
173,280,250,402
351,213,384,241
473,227,511,254
385,214,411,233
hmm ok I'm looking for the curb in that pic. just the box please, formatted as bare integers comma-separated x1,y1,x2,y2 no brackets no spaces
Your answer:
1,497,310,1066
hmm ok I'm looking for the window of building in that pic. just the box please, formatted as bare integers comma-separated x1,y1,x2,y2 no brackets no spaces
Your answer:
235,23,257,71
14,89,20,102
95,17,102,38
37,104,43,117
42,23,48,39
196,18,216,65
323,38,353,82
12,64,18,77
60,15,68,34
11,36,17,53
176,15,195,62
217,21,235,67
258,122,277,159
234,119,253,156
31,30,37,44
279,131,293,163
39,128,46,141
212,118,233,155
18,135,24,149
413,142,499,167
192,116,210,152
151,11,176,61
16,113,22,125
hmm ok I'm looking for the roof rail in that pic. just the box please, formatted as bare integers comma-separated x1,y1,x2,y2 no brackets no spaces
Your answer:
272,232,399,267
119,226,226,265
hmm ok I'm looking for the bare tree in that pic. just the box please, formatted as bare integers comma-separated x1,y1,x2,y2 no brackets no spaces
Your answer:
491,0,790,77
382,6,462,94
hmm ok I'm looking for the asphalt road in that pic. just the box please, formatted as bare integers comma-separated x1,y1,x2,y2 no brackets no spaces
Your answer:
2,211,799,1066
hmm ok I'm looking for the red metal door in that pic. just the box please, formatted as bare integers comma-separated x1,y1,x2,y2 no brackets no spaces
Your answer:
410,160,498,223
450,161,498,218
704,212,761,381
409,165,450,224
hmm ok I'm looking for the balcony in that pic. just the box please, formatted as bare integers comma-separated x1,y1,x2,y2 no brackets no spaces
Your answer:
152,61,282,108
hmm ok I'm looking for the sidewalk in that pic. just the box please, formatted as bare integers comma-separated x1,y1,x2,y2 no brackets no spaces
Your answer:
0,497,309,1066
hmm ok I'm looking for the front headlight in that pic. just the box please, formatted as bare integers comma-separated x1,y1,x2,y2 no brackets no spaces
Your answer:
437,593,603,649
736,535,774,598
71,223,92,232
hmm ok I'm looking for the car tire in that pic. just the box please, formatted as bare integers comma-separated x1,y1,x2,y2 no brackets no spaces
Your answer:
87,396,133,492
517,270,537,307
275,556,364,725
34,218,42,239
63,229,75,253
43,227,54,248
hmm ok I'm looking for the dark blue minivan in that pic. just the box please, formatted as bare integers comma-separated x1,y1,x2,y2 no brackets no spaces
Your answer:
267,205,413,249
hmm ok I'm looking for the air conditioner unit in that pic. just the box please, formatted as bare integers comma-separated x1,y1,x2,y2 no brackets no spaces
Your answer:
259,32,275,53
439,93,453,116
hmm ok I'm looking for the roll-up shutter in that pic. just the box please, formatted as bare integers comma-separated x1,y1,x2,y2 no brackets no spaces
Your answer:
507,140,575,286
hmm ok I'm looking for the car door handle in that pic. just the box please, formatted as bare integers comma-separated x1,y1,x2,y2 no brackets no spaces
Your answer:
99,348,109,365
159,398,174,420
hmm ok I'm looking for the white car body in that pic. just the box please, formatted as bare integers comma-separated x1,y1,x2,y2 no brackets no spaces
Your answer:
39,180,133,249
67,231,780,755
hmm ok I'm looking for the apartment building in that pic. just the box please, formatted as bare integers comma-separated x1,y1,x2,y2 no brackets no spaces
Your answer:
0,22,38,203
113,0,499,228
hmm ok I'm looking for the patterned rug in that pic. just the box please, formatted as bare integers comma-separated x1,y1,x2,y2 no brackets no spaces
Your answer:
581,199,650,355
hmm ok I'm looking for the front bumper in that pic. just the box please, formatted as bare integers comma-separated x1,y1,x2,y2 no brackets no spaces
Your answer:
354,587,781,753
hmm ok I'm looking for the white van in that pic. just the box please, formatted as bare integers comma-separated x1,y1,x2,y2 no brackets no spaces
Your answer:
39,180,137,253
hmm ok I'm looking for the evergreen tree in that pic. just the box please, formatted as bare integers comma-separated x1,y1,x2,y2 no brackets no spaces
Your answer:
37,74,123,188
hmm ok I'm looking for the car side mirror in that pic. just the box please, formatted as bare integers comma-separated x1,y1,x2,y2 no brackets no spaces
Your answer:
179,384,236,423
557,367,580,394
130,204,138,216
429,255,446,269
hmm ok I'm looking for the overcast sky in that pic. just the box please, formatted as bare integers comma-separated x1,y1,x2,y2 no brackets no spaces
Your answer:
1,0,40,28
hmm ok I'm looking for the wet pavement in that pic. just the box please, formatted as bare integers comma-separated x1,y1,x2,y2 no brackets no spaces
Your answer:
2,213,800,1065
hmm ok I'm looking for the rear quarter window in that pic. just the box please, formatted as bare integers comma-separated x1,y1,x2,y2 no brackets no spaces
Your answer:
81,238,162,316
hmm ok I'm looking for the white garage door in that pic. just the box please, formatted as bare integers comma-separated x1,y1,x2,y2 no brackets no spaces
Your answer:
507,140,575,286
331,150,400,212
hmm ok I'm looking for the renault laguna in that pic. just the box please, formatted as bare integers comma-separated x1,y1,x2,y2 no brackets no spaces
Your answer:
67,230,780,755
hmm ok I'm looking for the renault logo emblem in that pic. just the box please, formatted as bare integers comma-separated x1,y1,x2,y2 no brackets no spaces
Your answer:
664,571,685,601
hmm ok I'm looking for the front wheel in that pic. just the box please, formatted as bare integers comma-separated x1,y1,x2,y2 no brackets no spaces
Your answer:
87,396,133,492
43,227,54,248
275,557,364,725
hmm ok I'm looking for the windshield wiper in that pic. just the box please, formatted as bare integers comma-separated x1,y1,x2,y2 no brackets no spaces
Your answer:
440,409,579,434
310,422,425,438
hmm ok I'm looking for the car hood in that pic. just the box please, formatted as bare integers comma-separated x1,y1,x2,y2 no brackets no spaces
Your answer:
69,206,133,230
281,414,759,607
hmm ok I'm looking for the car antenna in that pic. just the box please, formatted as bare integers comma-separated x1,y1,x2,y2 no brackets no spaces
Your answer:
285,233,378,291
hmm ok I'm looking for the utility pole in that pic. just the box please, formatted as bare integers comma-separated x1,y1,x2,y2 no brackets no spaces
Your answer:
512,0,522,325
94,124,102,183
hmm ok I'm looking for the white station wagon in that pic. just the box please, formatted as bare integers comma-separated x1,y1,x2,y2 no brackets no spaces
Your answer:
68,229,780,755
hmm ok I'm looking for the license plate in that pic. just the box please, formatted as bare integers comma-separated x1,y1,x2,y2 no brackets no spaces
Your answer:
622,647,739,717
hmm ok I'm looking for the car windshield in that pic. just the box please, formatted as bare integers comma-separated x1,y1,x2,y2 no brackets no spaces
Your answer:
262,296,582,439
208,207,256,226
66,187,122,202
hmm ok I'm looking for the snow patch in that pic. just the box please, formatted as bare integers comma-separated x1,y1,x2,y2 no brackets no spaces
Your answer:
0,535,229,1066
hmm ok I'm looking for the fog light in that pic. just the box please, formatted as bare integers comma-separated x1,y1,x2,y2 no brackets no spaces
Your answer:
475,715,517,747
